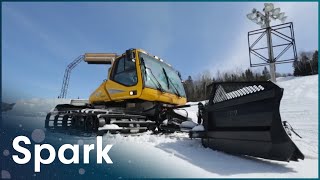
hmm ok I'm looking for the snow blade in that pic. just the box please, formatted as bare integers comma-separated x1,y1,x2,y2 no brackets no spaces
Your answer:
202,81,304,162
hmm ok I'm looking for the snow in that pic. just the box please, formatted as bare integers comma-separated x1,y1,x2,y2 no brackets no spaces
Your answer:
277,75,318,162
98,124,122,131
180,120,197,129
173,109,188,117
162,119,168,125
192,125,205,131
2,75,318,177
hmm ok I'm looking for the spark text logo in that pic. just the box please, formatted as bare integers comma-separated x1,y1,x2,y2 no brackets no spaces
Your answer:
12,136,113,172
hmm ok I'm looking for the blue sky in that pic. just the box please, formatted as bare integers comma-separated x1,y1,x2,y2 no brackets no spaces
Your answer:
2,2,318,101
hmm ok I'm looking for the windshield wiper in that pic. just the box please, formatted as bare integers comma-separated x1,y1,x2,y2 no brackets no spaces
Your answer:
162,68,181,97
162,68,170,89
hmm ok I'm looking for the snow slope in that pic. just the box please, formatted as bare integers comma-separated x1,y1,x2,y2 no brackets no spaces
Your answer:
277,75,318,162
2,75,318,178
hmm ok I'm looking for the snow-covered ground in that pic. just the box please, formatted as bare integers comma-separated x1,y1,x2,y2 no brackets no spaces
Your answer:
2,75,318,178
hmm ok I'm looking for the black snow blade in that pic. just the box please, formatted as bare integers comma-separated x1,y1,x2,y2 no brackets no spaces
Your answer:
201,81,304,162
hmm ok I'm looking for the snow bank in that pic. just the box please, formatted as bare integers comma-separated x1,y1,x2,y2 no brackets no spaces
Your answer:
180,120,197,129
192,125,204,131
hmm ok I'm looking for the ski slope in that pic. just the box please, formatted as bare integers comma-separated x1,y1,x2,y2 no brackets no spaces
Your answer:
2,75,318,178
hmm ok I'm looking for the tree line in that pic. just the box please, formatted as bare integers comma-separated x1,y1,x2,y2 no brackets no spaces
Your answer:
183,68,273,102
293,50,318,76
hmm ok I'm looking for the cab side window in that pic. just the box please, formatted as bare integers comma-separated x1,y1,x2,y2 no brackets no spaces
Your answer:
112,56,137,86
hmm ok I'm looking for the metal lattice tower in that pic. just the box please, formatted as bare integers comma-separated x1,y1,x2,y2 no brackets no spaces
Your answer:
59,55,84,98
246,3,292,82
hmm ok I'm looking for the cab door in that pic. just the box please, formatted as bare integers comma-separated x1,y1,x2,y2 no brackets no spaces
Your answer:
106,50,143,101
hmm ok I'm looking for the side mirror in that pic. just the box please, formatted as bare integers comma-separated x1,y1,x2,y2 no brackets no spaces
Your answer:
126,49,134,61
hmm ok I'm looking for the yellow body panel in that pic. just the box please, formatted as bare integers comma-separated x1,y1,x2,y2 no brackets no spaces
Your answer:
89,49,187,106
140,87,186,105
89,81,111,103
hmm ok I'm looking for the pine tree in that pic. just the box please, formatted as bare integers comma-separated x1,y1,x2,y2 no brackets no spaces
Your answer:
245,69,254,81
300,52,310,75
184,76,195,101
262,66,270,80
293,51,316,76
312,50,318,74
293,59,301,76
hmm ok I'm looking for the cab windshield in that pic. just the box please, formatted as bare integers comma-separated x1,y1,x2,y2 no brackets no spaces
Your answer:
139,52,186,97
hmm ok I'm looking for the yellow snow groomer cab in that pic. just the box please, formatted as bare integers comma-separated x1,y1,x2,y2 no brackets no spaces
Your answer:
85,49,187,109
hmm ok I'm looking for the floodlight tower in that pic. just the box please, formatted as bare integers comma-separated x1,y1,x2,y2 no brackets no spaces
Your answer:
247,3,287,82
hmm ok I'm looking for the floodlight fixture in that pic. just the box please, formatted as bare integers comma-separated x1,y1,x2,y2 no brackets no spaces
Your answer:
264,3,274,12
252,8,257,13
280,16,288,23
278,12,285,19
246,3,290,82
252,18,259,23
270,15,277,20
272,8,281,17
247,13,255,20
247,4,287,29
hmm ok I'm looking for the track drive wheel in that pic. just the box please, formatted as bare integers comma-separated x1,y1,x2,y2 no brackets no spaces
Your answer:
85,115,98,132
73,115,85,130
